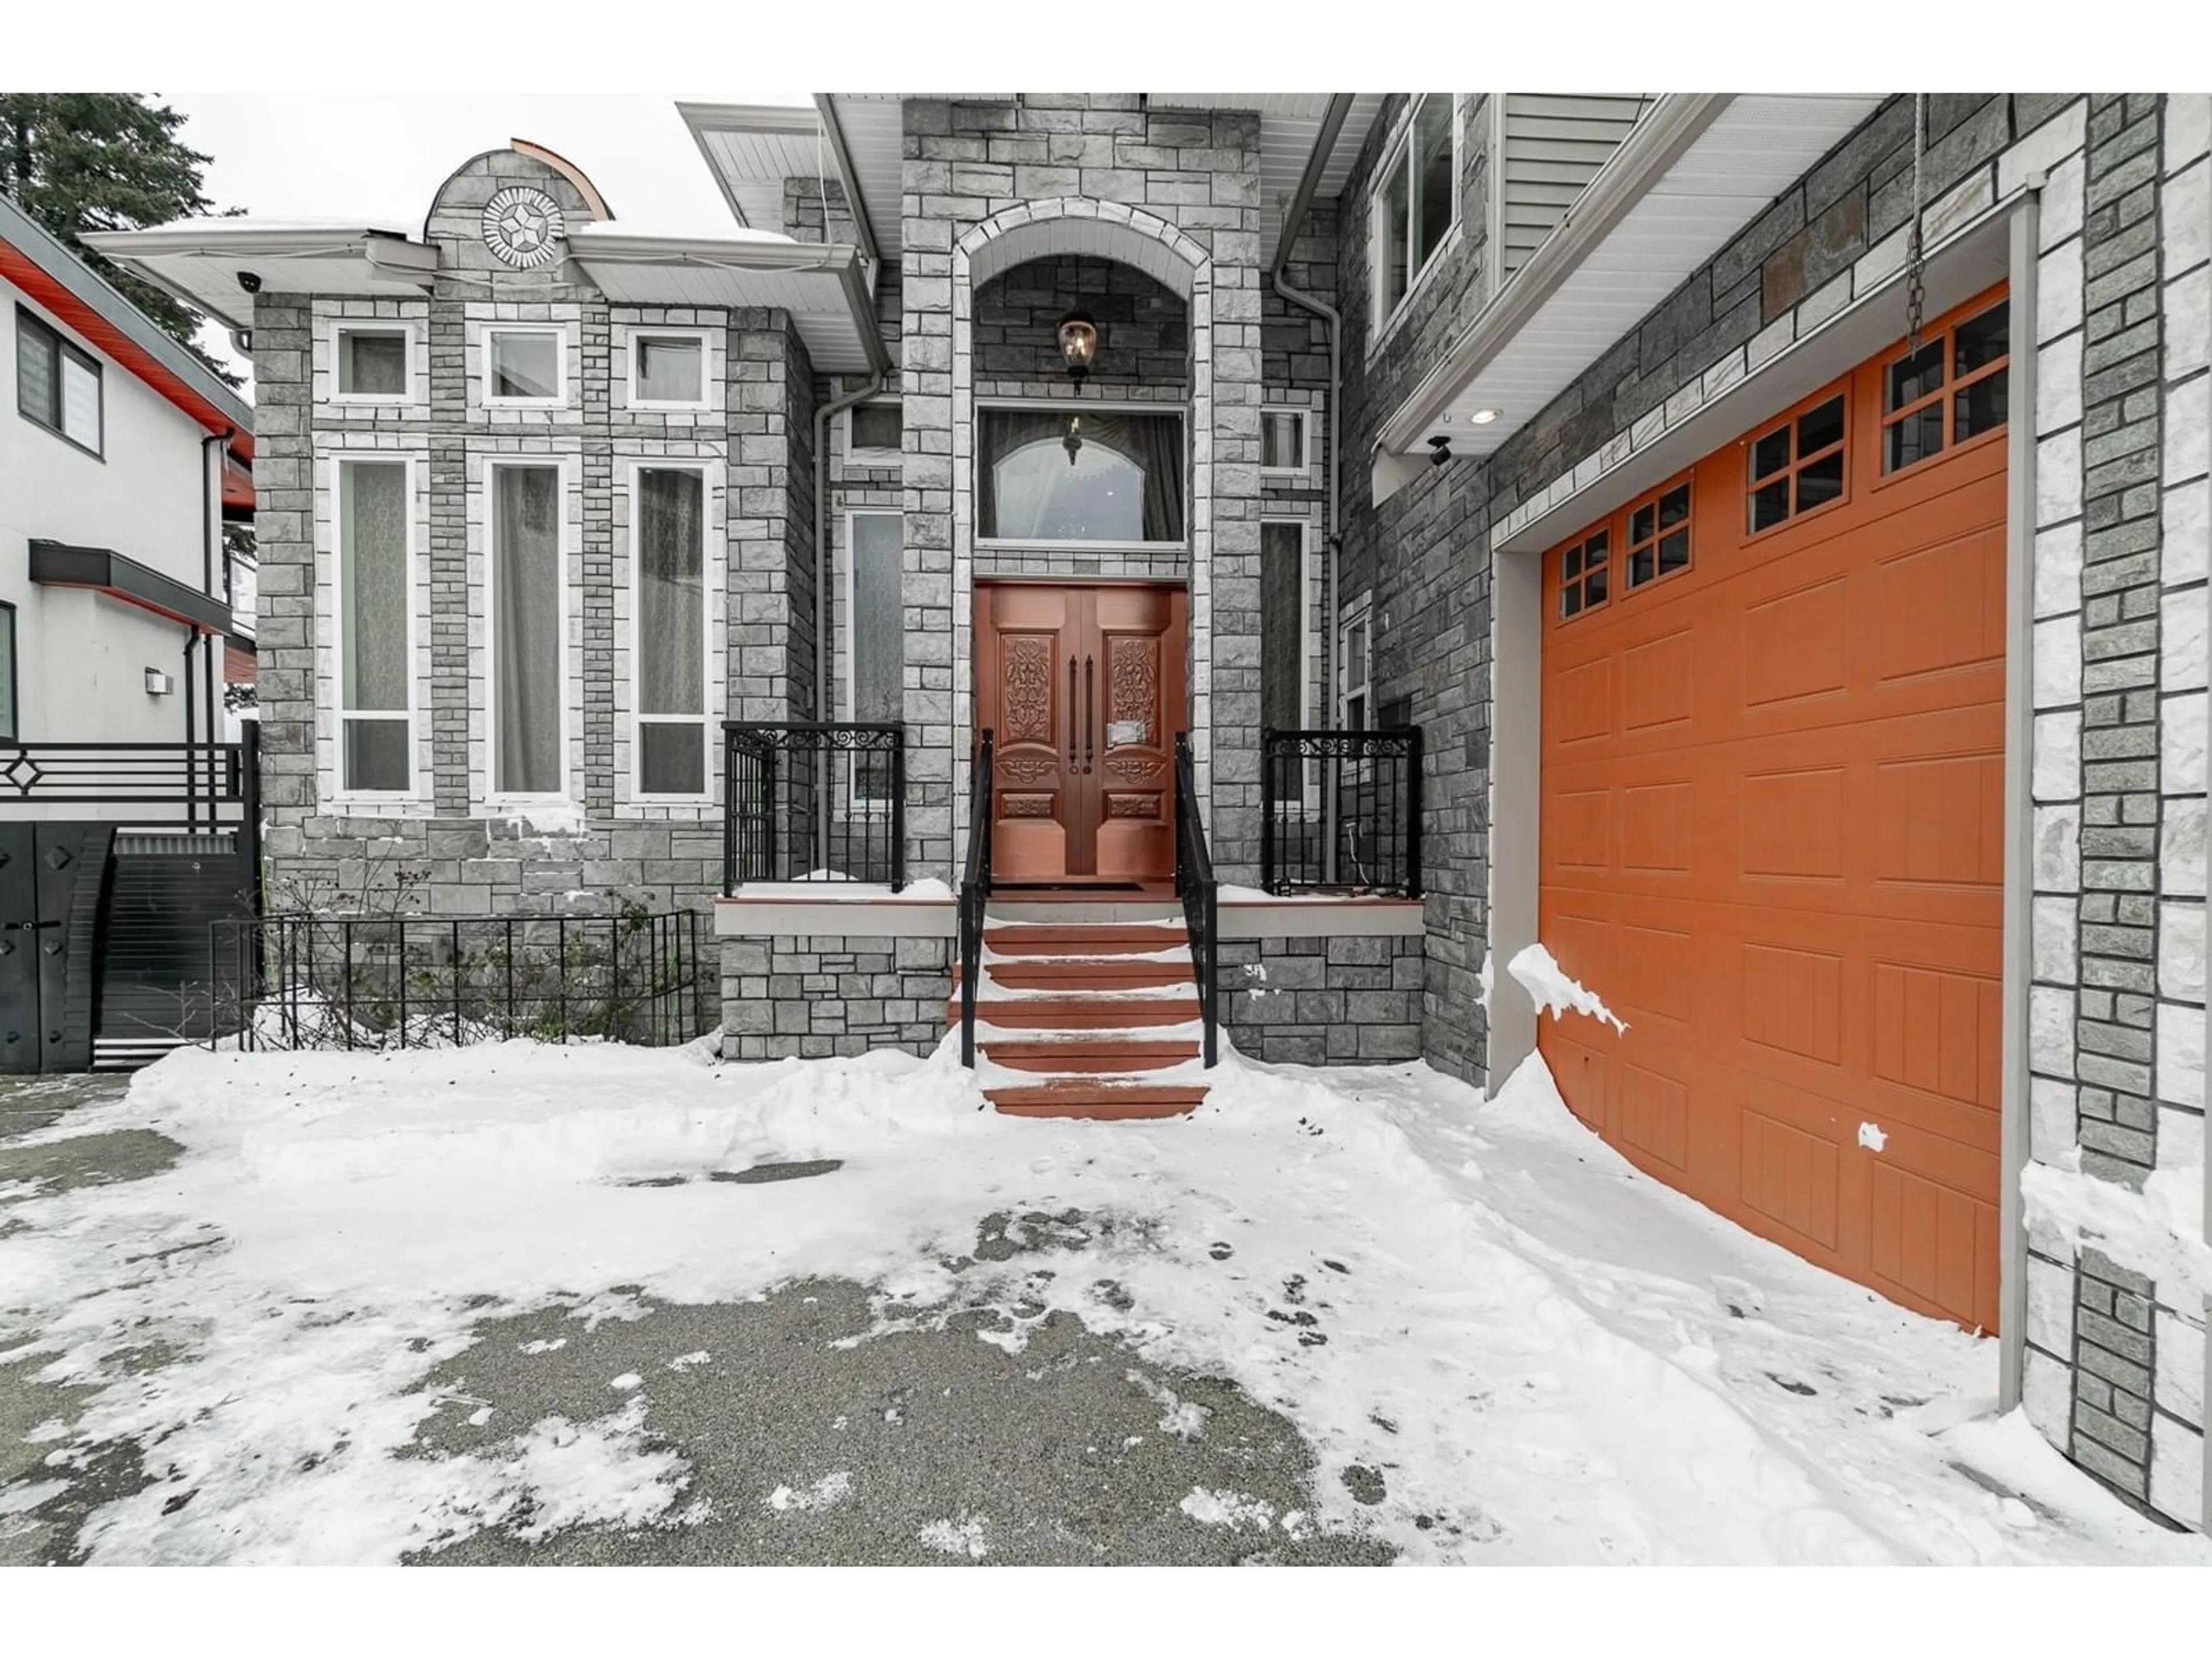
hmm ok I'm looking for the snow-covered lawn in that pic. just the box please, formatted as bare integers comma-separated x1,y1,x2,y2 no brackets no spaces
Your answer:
0,1034,2202,1566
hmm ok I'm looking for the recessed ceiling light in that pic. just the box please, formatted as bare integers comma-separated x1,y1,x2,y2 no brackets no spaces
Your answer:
1469,408,1501,425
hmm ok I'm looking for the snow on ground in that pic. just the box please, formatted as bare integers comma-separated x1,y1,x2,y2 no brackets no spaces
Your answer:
1,1033,2205,1566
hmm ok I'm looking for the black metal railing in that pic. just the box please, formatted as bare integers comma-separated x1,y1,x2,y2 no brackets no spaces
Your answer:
722,722,904,893
0,730,261,851
1172,731,1219,1069
957,728,995,1068
209,908,709,1052
1259,726,1423,898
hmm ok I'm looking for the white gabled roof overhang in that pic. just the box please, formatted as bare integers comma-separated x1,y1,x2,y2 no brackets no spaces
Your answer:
684,94,1388,273
565,224,889,375
86,218,888,377
81,220,440,332
1373,93,1886,501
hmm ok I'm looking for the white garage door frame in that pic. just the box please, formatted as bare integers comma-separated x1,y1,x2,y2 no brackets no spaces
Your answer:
1484,194,2040,1410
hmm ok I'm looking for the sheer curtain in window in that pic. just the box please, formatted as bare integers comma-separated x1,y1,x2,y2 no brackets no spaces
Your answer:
339,461,410,791
494,466,564,795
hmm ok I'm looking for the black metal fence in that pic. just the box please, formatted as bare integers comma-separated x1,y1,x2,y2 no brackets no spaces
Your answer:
723,722,905,892
957,728,995,1067
209,908,709,1052
1259,728,1423,898
1172,732,1219,1068
0,731,261,851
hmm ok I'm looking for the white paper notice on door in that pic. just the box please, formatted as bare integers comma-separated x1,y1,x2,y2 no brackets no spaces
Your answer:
1107,718,1149,747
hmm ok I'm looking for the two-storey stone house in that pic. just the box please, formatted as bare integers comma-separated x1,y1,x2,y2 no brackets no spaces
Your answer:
95,93,2209,1531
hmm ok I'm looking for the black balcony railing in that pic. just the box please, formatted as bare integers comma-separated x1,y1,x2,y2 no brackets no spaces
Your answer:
209,908,709,1052
0,730,260,850
1172,731,1219,1069
956,728,995,1069
1259,727,1423,898
722,722,905,893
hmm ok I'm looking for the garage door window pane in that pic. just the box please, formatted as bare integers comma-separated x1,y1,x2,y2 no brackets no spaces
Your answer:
1955,373,2008,443
1886,404,1944,472
1796,450,1845,513
1796,395,1844,457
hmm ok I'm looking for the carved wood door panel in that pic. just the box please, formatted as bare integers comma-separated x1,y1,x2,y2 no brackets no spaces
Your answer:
974,582,1185,882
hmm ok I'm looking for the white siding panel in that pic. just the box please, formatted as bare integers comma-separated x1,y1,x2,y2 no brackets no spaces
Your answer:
1499,93,1653,278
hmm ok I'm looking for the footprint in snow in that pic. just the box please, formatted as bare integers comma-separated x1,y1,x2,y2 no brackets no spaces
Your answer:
1764,1372,1817,1397
1207,1242,1234,1261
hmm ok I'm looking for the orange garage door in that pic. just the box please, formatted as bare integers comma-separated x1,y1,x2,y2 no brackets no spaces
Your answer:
1538,286,2012,1332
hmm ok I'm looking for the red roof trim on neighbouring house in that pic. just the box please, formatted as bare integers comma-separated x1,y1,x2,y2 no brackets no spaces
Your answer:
223,635,257,684
0,236,253,466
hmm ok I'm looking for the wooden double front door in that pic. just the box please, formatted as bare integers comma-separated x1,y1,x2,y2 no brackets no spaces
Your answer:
975,581,1188,883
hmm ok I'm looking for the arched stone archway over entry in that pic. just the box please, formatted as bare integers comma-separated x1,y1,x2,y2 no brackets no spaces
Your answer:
929,196,1243,882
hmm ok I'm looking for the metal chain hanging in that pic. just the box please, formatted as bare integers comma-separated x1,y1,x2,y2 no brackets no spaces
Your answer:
1904,93,1929,354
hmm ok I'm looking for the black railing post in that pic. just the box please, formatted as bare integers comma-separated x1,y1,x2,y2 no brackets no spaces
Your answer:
1259,727,1277,897
1406,725,1425,900
891,732,907,892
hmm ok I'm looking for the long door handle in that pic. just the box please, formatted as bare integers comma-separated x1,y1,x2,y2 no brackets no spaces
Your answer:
1085,655,1096,772
1068,656,1078,770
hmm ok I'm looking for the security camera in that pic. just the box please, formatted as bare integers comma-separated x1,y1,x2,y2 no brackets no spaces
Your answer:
236,270,262,294
1427,435,1452,467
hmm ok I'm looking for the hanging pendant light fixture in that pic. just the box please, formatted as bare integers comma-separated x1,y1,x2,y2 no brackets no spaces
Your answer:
1056,309,1099,388
1063,413,1084,465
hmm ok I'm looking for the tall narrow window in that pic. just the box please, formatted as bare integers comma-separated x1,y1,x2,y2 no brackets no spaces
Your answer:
635,467,706,796
1372,95,1459,332
1341,599,1373,731
490,464,564,796
337,459,411,793
0,601,17,740
848,511,905,797
1261,521,1308,804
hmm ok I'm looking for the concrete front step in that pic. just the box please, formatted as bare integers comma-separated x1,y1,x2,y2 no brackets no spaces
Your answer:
955,960,1192,992
979,1037,1201,1074
983,1081,1209,1120
945,995,1200,1028
984,925,1190,956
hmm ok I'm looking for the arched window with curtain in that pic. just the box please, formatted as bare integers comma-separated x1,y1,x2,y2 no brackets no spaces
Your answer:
976,407,1184,543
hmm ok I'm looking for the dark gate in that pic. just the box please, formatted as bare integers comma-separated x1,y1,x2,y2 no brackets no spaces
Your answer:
0,734,260,1073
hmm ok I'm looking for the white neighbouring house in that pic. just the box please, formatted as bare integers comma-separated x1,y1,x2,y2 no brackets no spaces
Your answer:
0,189,254,759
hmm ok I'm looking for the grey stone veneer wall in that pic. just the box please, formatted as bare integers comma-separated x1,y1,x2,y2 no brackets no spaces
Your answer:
1334,92,2207,1528
897,94,1271,888
252,147,817,930
1221,935,1426,1066
718,935,951,1060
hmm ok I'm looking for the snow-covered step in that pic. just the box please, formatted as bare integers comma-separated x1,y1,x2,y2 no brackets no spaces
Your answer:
983,1080,1208,1120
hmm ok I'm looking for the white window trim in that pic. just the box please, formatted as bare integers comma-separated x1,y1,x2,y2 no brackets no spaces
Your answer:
627,460,715,804
331,321,418,406
1339,589,1374,729
625,326,715,412
483,456,575,806
329,452,422,806
483,323,569,410
843,398,904,468
1259,407,1315,479
1368,92,1465,352
974,397,1191,550
840,508,906,805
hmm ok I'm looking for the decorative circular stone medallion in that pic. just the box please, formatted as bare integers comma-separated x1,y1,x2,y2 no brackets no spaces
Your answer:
480,185,563,270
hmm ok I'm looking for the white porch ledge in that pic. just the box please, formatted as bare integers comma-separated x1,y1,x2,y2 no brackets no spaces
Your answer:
713,887,1426,941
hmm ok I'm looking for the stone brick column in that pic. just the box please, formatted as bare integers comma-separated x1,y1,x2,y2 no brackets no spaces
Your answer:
247,297,315,857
